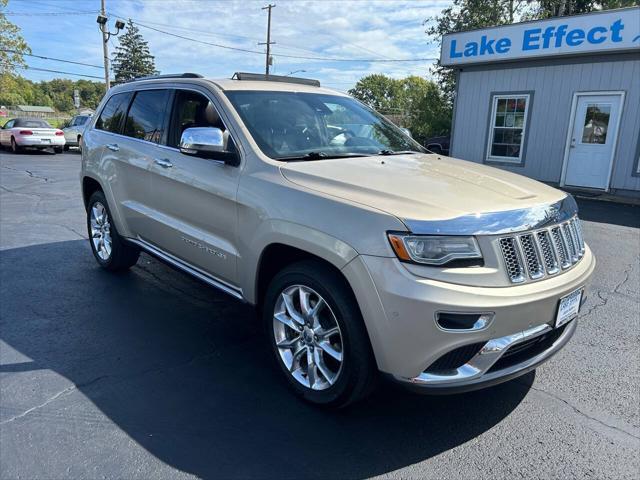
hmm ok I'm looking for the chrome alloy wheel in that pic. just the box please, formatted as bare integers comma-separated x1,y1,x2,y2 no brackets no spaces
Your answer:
273,285,344,390
90,202,112,261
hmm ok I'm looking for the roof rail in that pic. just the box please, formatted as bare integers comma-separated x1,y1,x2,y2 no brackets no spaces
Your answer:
128,73,203,82
232,72,320,87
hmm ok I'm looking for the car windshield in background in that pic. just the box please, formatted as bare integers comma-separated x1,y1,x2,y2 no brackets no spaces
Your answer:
75,116,90,125
14,119,51,128
225,91,425,160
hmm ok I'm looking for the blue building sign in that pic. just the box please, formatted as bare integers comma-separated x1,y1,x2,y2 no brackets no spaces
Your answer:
440,7,640,66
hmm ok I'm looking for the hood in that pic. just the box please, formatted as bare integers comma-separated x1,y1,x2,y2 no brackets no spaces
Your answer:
280,153,566,223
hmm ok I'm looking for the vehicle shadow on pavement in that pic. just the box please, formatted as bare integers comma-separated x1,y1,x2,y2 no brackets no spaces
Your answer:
575,198,639,229
0,240,532,479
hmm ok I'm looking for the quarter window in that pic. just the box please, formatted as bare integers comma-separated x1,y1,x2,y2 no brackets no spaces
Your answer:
96,92,132,134
123,89,170,143
486,94,530,164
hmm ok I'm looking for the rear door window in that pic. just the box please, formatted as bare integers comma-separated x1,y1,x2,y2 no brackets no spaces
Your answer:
96,92,132,134
123,89,170,143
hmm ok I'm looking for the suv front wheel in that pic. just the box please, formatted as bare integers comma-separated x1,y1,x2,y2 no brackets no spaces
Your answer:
87,190,140,271
263,260,377,408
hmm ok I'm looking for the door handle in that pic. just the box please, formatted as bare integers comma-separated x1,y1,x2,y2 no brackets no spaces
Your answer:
154,158,173,168
106,143,119,152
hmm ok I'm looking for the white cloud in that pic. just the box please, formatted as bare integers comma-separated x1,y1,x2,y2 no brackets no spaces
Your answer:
15,0,451,89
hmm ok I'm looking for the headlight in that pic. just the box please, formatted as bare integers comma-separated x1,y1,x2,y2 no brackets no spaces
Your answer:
387,233,482,266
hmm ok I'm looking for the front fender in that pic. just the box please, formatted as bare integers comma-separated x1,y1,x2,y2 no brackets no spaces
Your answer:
239,219,359,304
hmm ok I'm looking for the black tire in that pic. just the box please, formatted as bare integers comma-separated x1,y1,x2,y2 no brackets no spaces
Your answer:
10,137,22,154
263,260,377,408
63,144,70,151
54,146,63,154
427,145,442,155
86,190,140,271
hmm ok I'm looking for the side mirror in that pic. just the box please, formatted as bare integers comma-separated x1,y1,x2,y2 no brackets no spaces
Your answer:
179,127,240,166
400,127,412,138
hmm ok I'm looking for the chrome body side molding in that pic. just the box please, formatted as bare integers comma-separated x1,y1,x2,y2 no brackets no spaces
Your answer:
129,238,245,302
403,195,579,235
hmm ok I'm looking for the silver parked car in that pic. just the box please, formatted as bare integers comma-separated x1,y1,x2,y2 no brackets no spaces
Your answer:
62,114,92,150
80,72,595,407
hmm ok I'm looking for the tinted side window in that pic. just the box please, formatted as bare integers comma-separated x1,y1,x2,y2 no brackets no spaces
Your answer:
168,90,226,148
96,92,132,133
123,89,170,143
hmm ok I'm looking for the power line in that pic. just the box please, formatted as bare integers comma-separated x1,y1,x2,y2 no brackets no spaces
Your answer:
1,49,104,69
3,11,97,16
0,50,152,78
107,12,390,61
0,63,105,79
131,20,437,63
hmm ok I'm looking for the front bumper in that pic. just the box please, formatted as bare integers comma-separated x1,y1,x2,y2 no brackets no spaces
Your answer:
342,245,595,386
391,316,577,394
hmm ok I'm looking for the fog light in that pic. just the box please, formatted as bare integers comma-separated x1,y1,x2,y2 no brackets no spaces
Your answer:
436,312,493,331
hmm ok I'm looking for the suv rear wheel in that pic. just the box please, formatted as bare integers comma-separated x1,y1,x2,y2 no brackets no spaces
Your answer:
263,260,377,408
87,190,140,271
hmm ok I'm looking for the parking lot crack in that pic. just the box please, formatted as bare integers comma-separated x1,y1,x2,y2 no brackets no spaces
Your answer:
0,184,43,198
0,376,108,426
522,382,640,441
582,289,608,317
56,223,86,239
1,165,49,182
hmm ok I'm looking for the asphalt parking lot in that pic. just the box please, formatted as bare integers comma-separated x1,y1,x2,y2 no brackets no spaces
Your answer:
1,150,639,479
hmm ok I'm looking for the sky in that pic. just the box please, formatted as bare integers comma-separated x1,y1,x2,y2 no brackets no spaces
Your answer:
5,0,452,91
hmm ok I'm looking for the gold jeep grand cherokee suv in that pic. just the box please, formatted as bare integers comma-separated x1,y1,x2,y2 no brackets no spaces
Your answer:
81,72,595,408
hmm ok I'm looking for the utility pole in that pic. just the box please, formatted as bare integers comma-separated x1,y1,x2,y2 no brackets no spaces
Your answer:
259,4,276,75
96,5,124,91
100,0,110,90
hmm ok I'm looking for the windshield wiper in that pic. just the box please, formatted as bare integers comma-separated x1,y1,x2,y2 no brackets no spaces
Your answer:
377,149,419,156
278,152,367,161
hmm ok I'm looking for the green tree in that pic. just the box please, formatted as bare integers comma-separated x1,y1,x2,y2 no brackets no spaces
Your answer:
0,0,32,76
400,76,452,141
349,74,403,113
349,74,451,142
112,19,157,83
0,73,104,111
530,0,637,18
425,0,527,104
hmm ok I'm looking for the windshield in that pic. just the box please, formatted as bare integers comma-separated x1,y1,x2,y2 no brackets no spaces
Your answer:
14,119,51,128
74,116,89,126
225,91,425,160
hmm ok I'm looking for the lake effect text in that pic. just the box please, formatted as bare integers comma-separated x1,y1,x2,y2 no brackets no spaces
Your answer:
449,19,625,59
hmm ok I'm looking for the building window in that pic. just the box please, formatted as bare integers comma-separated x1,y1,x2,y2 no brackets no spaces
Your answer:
486,94,530,164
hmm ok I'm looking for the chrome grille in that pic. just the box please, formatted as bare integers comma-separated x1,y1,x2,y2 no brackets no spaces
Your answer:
519,234,544,279
499,216,585,283
536,230,559,275
551,226,570,268
499,237,525,283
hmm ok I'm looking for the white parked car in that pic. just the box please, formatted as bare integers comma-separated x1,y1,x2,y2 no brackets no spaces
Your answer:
63,114,92,150
0,118,66,154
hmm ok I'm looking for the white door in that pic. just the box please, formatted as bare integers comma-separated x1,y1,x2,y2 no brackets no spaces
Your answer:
564,94,623,190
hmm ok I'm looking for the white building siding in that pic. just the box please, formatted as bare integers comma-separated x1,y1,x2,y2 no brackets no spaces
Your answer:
451,54,640,193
